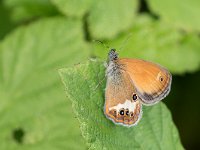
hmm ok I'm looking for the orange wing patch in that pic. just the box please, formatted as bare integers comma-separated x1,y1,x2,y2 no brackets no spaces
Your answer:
119,58,172,105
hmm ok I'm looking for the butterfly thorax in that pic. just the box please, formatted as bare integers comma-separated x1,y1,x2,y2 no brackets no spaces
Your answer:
106,61,120,77
107,49,125,83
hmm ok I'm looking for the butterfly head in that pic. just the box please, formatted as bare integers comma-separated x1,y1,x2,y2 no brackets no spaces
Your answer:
108,49,118,62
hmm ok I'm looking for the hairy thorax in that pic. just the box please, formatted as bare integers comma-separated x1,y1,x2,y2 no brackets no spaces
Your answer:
106,61,124,85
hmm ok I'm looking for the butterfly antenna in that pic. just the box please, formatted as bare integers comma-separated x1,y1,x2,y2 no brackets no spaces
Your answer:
93,39,110,50
118,33,133,52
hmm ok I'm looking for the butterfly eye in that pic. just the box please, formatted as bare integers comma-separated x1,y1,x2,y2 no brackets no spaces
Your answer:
119,109,124,116
132,94,137,101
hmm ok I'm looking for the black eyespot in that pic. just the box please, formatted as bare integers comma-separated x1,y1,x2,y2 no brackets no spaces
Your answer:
160,76,163,81
119,109,124,115
132,94,137,101
130,112,133,117
126,110,129,116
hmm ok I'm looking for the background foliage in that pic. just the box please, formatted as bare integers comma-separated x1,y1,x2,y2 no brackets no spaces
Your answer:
0,0,200,149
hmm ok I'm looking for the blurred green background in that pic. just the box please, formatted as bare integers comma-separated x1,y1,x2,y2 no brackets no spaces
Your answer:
0,0,199,149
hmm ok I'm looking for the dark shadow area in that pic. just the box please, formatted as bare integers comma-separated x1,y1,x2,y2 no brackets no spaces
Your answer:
83,12,91,42
12,128,25,144
165,70,200,150
138,0,159,19
0,0,16,40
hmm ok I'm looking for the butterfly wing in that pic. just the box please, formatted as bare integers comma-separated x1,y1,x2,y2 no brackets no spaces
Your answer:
119,58,172,105
105,65,142,127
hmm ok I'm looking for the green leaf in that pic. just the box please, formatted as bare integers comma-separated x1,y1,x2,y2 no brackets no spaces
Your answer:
3,0,59,22
51,0,92,17
88,0,138,39
0,2,16,40
0,17,89,149
52,0,138,39
59,60,184,150
93,15,200,74
148,0,200,31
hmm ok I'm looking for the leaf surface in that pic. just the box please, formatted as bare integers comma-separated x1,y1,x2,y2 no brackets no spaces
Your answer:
51,0,138,39
148,0,200,31
59,60,184,150
0,17,89,149
4,0,58,22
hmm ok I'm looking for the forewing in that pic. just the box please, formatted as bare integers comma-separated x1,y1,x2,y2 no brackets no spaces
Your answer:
119,58,172,105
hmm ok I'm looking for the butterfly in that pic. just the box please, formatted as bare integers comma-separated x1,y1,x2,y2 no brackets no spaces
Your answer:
104,49,172,127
